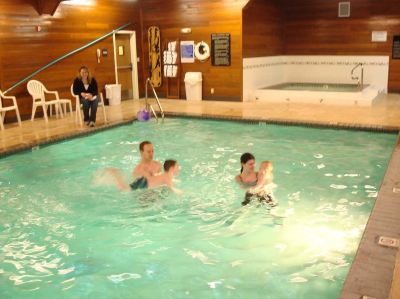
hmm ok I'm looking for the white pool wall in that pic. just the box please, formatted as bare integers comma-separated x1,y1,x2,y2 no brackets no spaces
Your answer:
243,55,389,103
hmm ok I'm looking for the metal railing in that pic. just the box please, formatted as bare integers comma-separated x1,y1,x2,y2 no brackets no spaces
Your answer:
351,63,364,90
4,23,131,94
145,78,164,123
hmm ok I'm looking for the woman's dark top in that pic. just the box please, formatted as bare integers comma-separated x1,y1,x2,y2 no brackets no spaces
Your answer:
73,77,98,97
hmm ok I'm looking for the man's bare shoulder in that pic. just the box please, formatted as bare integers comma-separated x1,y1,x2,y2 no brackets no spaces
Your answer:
133,163,143,171
152,160,162,171
153,160,162,166
132,163,144,176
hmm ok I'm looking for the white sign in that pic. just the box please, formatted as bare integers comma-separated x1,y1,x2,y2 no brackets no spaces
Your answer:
372,31,387,42
180,41,195,63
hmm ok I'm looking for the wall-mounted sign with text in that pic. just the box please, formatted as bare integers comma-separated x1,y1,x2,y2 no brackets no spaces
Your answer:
211,33,230,66
393,36,400,59
180,41,195,63
371,31,387,42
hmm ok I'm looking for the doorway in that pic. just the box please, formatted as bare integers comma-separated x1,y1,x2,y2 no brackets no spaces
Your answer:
113,31,139,101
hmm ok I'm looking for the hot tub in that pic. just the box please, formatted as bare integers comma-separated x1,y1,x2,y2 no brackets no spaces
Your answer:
254,82,380,106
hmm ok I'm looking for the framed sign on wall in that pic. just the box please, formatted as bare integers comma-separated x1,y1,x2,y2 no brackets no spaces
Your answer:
180,41,195,63
211,33,230,66
393,36,400,59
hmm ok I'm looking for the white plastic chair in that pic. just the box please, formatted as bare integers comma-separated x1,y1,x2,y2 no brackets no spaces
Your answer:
70,84,107,126
27,80,72,122
0,90,22,130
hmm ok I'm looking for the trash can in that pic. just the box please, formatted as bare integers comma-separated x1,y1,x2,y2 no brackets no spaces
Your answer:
105,84,121,106
184,72,202,101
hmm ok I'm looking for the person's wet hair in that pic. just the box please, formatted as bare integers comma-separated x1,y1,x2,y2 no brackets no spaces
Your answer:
139,141,152,152
240,152,255,173
164,160,177,172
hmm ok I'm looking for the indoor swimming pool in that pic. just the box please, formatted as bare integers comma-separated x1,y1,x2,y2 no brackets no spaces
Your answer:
0,118,397,299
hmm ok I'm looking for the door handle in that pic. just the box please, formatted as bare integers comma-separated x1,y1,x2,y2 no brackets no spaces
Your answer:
117,64,133,70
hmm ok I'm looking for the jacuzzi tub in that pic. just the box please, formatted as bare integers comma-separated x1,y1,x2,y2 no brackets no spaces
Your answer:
254,82,380,106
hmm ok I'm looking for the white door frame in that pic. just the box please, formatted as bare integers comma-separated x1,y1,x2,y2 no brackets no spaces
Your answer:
113,30,139,100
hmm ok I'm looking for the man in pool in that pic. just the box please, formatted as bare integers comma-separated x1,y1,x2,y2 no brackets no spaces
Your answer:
107,160,181,193
131,141,162,188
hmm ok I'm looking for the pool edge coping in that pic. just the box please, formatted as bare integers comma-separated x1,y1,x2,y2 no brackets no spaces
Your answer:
164,112,399,133
340,135,400,299
1,113,398,159
0,119,135,158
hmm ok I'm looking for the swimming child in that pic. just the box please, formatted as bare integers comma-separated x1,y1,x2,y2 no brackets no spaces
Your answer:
242,161,277,207
106,160,182,194
250,161,273,192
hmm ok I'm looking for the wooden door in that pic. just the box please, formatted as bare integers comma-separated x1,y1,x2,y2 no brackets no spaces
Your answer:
116,34,133,100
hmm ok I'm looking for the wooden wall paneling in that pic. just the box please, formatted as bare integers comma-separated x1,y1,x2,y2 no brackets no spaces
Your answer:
0,0,143,122
242,0,283,58
242,0,400,91
140,0,249,101
35,0,65,16
389,59,400,92
0,50,3,91
280,0,400,91
5,0,398,123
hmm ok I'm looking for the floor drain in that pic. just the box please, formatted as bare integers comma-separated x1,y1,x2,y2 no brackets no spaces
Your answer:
378,236,400,248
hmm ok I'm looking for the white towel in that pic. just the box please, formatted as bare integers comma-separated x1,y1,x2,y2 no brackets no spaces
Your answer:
171,52,177,64
164,65,178,78
163,51,177,64
163,65,168,77
172,65,177,77
164,65,171,77
163,51,168,64
168,41,177,52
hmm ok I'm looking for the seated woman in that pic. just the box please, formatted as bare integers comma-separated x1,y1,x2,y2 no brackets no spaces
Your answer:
235,153,277,207
73,66,99,127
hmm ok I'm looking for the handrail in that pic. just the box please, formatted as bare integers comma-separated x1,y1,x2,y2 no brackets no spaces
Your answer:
149,105,158,123
351,63,364,90
145,78,164,122
4,22,131,94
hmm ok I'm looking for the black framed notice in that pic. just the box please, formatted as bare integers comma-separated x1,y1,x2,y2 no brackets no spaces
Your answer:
211,33,230,66
393,35,400,59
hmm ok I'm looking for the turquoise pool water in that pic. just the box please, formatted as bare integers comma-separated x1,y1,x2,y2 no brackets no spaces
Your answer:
0,118,397,299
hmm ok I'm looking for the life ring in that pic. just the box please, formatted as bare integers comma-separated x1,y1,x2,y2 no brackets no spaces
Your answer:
194,41,210,62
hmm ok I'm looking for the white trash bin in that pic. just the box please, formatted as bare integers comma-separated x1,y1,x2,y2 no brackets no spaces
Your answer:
105,84,121,106
184,72,202,101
